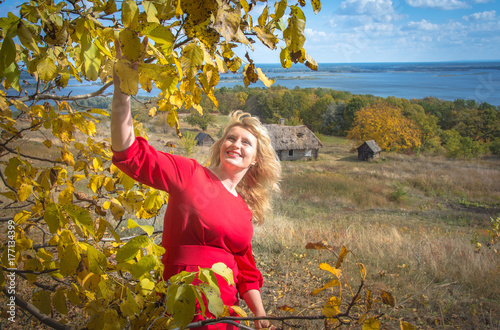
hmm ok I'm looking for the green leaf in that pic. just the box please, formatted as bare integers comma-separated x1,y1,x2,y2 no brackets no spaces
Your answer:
119,29,142,62
141,22,174,46
211,262,234,286
37,57,58,81
87,245,107,275
43,203,62,234
17,21,40,53
0,36,16,76
60,243,81,276
32,291,52,315
130,254,156,278
127,218,154,236
115,235,150,262
198,283,224,317
172,285,197,329
120,287,140,317
63,204,95,236
83,43,101,81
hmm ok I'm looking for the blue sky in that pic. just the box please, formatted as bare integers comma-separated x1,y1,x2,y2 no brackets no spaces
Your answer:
3,0,499,63
250,0,500,63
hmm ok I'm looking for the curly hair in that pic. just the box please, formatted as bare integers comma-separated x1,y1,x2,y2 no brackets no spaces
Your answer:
208,111,281,225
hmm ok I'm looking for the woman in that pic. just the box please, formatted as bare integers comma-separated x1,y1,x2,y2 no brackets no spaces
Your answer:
111,42,281,330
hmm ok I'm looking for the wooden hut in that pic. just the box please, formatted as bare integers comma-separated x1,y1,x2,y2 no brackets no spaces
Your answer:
356,140,381,161
264,124,323,161
194,132,215,147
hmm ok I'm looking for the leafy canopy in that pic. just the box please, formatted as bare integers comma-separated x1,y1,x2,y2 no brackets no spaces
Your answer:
0,0,326,329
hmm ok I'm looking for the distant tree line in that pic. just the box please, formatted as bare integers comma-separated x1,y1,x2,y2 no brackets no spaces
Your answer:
75,85,500,157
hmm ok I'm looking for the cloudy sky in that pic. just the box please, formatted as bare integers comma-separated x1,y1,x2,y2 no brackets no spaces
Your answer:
250,0,500,63
3,0,499,63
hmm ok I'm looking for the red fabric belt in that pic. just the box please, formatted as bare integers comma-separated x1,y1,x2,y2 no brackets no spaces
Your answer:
165,245,237,269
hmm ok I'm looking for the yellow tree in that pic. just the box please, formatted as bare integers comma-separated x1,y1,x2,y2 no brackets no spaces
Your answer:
347,102,422,152
0,0,324,329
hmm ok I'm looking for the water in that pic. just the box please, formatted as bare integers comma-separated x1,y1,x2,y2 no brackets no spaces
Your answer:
13,61,500,106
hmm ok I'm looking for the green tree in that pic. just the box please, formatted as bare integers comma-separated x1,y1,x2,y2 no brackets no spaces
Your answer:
184,109,216,131
0,0,324,328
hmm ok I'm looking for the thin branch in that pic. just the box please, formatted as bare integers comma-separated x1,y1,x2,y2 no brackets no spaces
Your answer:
9,81,113,103
0,266,59,275
1,144,65,164
2,286,73,330
16,272,58,292
0,217,14,222
0,169,17,192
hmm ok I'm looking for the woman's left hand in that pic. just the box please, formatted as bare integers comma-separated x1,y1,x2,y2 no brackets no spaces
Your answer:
254,318,276,330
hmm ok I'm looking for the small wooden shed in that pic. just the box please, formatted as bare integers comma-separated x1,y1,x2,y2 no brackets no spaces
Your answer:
357,140,382,161
264,124,323,161
194,132,215,147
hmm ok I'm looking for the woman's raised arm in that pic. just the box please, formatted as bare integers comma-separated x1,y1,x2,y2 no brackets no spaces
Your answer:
111,39,136,152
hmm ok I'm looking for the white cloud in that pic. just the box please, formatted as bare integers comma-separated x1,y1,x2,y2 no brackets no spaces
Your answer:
403,19,440,30
337,0,403,22
463,10,497,21
405,0,469,10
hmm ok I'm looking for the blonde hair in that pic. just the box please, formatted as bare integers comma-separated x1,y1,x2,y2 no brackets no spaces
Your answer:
209,111,281,225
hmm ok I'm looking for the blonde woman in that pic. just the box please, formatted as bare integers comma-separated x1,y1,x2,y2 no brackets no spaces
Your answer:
112,50,281,329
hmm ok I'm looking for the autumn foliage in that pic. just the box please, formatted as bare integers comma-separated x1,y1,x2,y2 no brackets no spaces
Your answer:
347,102,422,152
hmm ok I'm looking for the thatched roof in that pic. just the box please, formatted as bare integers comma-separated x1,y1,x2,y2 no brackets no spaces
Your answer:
358,140,382,153
263,124,323,150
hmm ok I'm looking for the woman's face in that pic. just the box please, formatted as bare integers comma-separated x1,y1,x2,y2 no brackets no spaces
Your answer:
219,126,258,172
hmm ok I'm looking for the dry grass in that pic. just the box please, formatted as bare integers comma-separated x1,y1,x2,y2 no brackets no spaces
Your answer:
251,140,500,329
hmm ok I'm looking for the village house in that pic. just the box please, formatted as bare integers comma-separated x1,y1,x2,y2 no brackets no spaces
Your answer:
264,121,323,161
356,140,382,161
194,132,215,147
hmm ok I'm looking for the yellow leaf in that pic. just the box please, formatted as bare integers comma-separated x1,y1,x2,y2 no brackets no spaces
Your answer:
363,317,380,330
400,321,417,330
253,26,278,50
283,7,306,52
381,290,396,307
322,296,341,317
336,246,349,268
58,186,74,205
119,29,142,62
115,58,139,95
17,183,32,202
17,21,40,53
256,67,274,87
83,43,101,81
311,0,322,14
311,279,340,295
14,210,31,224
319,263,342,278
37,57,58,81
122,0,139,30
32,291,52,315
60,243,81,276
52,289,68,315
43,140,53,148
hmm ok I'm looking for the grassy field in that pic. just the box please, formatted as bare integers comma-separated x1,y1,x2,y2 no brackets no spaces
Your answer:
144,116,499,328
1,114,499,329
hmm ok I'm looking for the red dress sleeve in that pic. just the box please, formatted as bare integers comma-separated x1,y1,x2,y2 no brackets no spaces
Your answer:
111,137,197,193
235,244,264,296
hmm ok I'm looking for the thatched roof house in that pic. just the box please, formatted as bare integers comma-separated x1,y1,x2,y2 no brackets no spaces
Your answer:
356,140,382,161
264,124,323,161
194,132,215,147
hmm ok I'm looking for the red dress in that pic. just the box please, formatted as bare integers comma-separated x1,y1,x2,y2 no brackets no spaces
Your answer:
112,137,263,328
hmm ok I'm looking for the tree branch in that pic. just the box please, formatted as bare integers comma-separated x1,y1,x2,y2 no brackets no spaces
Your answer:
1,144,66,164
2,286,73,330
9,81,114,103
